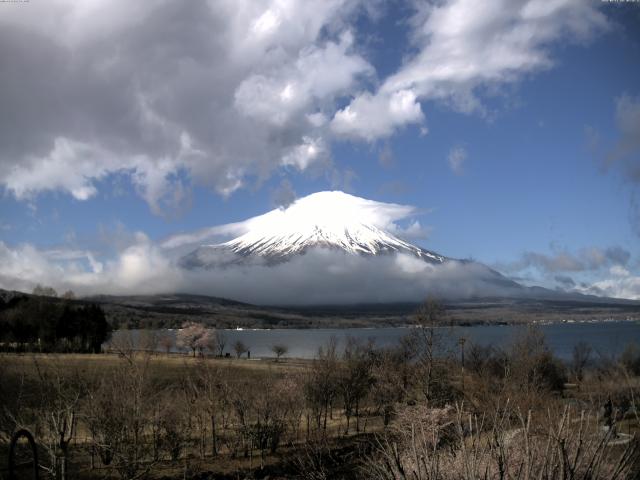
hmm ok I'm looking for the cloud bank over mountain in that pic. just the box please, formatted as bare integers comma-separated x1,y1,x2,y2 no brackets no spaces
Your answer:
0,192,473,304
1,191,638,304
0,238,526,305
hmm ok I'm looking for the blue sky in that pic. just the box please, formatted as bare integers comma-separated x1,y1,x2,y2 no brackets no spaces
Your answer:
1,0,639,300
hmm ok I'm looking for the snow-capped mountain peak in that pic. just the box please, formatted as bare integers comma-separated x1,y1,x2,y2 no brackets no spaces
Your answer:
182,191,446,267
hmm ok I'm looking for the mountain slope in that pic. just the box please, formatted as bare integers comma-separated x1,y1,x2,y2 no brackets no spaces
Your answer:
181,191,446,267
177,191,601,304
222,221,445,261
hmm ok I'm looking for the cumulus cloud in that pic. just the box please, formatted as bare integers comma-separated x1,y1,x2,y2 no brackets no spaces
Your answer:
331,89,424,140
234,31,372,127
501,246,631,275
448,146,467,175
0,0,371,211
0,235,180,297
497,245,640,300
576,266,640,301
332,0,608,140
0,0,612,209
387,220,433,240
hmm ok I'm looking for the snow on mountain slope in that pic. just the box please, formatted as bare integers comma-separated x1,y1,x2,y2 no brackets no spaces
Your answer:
222,221,443,260
181,191,446,267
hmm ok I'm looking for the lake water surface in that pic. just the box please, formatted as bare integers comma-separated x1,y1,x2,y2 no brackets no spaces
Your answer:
111,320,640,360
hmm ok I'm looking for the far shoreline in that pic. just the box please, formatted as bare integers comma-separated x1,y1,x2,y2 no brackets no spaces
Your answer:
111,315,640,332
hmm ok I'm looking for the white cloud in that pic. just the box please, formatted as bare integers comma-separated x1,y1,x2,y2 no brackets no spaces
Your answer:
0,0,370,211
496,245,639,299
331,89,424,141
44,249,104,274
2,136,196,217
0,0,612,207
577,273,640,301
4,138,114,201
448,146,467,175
332,0,608,140
281,137,327,170
391,220,432,240
0,240,524,305
499,246,631,275
0,235,180,296
234,31,372,127
610,265,631,278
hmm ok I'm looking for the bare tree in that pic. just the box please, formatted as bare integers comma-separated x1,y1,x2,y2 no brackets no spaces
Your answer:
572,341,592,382
412,298,448,404
107,330,137,360
304,338,340,436
188,362,225,456
371,349,405,427
339,337,372,434
233,340,248,359
215,330,227,357
365,403,640,480
85,356,161,479
272,344,288,362
33,360,84,480
138,329,158,354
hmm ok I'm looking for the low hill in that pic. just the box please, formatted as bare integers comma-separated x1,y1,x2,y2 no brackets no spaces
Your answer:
2,288,639,329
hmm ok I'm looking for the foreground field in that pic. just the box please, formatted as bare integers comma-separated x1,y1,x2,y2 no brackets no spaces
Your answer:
1,351,385,479
1,319,640,479
3,352,312,377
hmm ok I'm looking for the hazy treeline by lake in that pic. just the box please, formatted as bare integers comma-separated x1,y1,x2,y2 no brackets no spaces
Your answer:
109,319,640,361
1,301,639,479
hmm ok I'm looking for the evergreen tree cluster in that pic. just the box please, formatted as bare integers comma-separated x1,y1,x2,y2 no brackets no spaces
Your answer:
0,296,111,353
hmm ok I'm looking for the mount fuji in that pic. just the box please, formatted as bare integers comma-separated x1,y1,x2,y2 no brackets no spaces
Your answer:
180,191,447,268
179,191,521,294
161,191,638,306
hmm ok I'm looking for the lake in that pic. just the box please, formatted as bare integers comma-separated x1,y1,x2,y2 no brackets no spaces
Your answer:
110,320,640,360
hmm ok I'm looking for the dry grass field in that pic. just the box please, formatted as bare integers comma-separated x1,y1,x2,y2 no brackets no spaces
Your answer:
1,320,639,479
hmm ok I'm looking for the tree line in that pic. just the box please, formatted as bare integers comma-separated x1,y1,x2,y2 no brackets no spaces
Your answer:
0,294,111,353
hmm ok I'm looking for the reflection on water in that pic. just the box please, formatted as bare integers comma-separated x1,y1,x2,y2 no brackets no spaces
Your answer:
109,321,640,360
